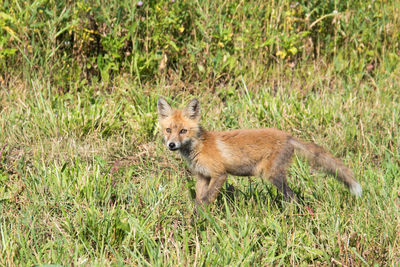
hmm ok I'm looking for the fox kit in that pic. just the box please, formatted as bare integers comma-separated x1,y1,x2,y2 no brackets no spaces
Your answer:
157,97,362,207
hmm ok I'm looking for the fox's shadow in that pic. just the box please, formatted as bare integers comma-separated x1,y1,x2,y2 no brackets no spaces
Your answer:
202,180,304,213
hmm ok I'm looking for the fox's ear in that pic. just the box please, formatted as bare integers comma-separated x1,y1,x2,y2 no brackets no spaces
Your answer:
183,98,200,121
157,97,172,119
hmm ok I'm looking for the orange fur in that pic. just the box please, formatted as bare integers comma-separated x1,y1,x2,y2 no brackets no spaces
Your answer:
157,97,362,208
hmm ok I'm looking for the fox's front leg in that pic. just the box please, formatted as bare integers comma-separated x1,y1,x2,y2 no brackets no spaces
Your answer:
195,175,210,207
197,173,227,206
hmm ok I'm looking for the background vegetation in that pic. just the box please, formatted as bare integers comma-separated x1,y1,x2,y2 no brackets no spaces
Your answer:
0,0,399,265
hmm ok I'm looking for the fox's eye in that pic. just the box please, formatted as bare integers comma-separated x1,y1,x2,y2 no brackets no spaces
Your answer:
179,129,187,134
166,128,171,133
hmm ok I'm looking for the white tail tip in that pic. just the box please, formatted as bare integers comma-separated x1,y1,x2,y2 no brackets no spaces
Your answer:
350,183,362,197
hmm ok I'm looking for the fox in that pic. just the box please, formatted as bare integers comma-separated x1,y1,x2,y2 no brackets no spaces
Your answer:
157,96,362,208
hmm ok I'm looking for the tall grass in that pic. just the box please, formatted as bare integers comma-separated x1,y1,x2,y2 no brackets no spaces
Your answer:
1,0,399,265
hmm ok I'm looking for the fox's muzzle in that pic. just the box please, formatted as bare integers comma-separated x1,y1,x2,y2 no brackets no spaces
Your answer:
168,142,177,150
167,141,180,151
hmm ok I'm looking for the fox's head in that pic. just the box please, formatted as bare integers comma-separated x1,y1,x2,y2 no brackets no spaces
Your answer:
157,97,201,151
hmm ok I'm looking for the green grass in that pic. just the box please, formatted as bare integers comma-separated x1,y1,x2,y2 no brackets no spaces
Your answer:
1,0,400,265
1,72,399,265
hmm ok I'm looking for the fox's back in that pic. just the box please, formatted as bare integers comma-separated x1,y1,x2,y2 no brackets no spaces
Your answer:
215,128,289,144
201,128,291,176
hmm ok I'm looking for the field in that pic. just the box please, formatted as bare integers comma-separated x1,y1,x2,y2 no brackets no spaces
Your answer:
1,0,400,265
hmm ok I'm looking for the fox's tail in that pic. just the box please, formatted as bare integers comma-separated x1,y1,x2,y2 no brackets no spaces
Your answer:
289,138,362,197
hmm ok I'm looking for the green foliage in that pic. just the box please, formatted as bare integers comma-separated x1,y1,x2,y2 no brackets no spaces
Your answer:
1,0,399,87
0,11,19,74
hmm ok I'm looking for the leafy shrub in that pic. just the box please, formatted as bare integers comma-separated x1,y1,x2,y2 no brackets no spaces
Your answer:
0,0,398,89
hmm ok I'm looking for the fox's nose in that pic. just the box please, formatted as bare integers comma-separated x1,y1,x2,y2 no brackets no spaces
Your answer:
168,142,176,150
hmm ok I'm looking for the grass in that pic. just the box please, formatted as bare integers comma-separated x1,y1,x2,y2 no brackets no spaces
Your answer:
1,0,400,265
1,71,399,265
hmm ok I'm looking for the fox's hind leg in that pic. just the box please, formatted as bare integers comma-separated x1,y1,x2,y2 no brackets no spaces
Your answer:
258,140,298,202
271,140,298,202
270,170,298,202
